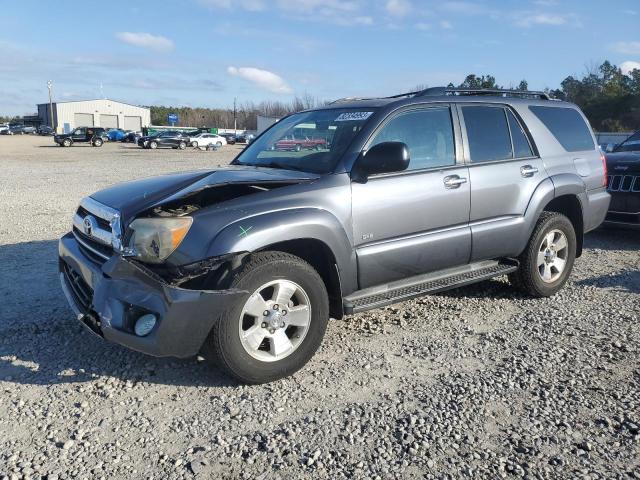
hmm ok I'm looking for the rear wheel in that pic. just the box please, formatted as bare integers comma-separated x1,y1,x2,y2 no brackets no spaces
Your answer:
204,251,329,384
191,141,198,147
149,141,158,149
216,141,222,147
178,141,186,150
294,144,302,152
509,212,576,297
93,138,103,147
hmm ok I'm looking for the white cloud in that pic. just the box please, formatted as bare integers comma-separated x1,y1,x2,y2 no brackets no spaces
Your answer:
513,11,582,28
415,22,431,30
115,32,174,52
386,0,412,17
613,41,640,55
440,20,453,29
227,66,293,94
441,1,490,15
198,0,265,11
620,61,640,75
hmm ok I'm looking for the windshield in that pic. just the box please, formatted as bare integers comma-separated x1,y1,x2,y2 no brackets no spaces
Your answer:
614,130,640,152
233,108,377,174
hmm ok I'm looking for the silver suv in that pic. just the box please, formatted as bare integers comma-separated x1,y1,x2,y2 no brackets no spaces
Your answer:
59,87,610,383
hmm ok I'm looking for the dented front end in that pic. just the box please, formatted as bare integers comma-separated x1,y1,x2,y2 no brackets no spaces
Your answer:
59,232,247,358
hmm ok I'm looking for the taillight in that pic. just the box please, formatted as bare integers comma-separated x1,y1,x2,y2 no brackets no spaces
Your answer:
600,153,608,187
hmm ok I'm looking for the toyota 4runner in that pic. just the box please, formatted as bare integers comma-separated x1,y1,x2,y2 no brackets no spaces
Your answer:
59,87,610,384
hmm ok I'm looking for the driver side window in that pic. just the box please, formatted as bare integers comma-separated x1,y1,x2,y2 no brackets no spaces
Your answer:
73,128,85,135
369,107,455,171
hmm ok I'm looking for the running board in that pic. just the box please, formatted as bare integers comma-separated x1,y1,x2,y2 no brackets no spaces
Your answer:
343,259,518,315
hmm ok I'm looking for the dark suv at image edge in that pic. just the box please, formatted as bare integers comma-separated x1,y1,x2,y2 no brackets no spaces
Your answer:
58,87,610,384
603,129,640,228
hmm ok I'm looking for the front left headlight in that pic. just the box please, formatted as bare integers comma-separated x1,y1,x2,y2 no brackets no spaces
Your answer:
128,217,193,264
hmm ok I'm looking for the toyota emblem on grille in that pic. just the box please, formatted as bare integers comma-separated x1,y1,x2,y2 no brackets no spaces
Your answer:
83,215,97,237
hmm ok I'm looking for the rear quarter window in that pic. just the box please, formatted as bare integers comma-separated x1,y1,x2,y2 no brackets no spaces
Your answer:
529,106,594,152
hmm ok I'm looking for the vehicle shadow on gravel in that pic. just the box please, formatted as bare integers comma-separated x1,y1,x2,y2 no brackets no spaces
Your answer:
0,239,238,388
584,228,639,252
575,270,640,294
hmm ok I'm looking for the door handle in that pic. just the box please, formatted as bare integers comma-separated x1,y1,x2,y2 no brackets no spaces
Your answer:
444,175,467,189
520,165,538,177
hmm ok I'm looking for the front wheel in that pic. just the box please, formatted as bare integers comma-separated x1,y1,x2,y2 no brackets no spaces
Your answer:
509,212,576,297
178,141,186,150
93,138,103,147
191,141,198,147
204,252,329,384
216,141,222,147
62,139,72,147
148,141,158,149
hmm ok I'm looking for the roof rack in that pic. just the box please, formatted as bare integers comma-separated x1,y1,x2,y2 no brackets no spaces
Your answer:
416,87,552,100
329,86,553,105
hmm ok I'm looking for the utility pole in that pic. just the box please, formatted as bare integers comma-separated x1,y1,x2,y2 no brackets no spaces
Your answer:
233,97,237,135
47,80,54,131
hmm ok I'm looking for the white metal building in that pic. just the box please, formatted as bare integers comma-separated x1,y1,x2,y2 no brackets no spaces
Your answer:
37,99,150,133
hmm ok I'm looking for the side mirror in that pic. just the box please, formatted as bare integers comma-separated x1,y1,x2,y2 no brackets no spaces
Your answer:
605,143,615,153
353,142,410,182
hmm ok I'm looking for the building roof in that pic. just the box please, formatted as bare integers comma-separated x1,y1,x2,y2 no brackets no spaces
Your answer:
37,98,149,109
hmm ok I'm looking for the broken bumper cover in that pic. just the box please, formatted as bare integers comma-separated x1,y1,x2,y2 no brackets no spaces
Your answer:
58,232,245,358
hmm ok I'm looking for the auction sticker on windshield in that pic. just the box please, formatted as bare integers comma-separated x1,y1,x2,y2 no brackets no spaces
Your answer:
335,112,374,122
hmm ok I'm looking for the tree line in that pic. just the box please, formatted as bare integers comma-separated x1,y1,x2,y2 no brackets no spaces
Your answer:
149,61,639,133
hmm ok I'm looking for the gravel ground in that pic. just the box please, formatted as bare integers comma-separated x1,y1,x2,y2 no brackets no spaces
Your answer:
0,135,639,479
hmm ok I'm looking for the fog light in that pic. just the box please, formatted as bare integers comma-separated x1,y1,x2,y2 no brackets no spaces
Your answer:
134,314,157,337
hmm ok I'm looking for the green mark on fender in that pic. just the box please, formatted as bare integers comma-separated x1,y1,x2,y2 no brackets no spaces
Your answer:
238,225,253,237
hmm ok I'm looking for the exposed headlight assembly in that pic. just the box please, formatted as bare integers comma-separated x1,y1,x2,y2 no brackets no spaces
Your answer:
128,217,193,264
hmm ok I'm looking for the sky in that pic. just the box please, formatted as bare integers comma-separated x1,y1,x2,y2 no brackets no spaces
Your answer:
0,0,639,116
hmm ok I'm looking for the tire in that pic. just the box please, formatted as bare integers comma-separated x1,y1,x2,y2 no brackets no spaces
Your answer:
294,144,302,152
93,138,103,147
509,212,576,297
216,141,222,147
62,139,72,147
203,251,329,384
178,142,186,150
191,141,198,147
149,141,158,149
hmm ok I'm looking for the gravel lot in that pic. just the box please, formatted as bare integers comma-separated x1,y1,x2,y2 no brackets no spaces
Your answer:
1,135,638,479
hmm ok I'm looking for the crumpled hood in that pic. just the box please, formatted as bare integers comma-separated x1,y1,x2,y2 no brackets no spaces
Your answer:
605,151,640,175
90,165,319,220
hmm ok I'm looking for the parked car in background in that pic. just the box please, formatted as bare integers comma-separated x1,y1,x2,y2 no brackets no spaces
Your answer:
603,129,640,229
190,133,227,148
37,125,55,135
4,124,36,135
219,133,237,145
58,87,609,384
54,127,107,147
0,124,9,134
236,133,255,144
122,131,142,143
273,136,327,152
107,129,127,142
137,131,188,149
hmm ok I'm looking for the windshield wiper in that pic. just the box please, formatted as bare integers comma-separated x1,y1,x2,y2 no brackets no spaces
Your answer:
243,161,308,172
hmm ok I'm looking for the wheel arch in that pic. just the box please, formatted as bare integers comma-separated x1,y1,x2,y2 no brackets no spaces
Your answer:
256,238,344,320
542,194,584,257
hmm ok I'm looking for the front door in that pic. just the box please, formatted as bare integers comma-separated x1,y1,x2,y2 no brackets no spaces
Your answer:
71,128,86,141
457,104,547,261
352,105,471,289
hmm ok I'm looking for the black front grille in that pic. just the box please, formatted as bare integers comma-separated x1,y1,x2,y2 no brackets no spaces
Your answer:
607,175,640,192
61,262,94,312
76,206,112,230
73,227,113,261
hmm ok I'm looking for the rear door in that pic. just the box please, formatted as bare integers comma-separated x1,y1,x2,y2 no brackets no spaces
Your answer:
352,104,471,289
457,104,546,261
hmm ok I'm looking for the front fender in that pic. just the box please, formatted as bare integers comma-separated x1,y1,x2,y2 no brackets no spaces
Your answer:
205,208,358,294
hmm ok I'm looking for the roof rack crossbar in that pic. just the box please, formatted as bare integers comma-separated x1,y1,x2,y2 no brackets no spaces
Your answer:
416,87,551,100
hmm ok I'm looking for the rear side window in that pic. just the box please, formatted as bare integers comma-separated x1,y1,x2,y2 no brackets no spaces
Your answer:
507,110,534,158
462,106,512,162
529,106,594,152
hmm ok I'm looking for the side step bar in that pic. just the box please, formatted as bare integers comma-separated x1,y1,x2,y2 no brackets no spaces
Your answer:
343,259,518,315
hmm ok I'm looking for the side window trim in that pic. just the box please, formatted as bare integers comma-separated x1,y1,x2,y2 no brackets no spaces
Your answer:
457,103,539,165
505,106,538,159
363,103,462,178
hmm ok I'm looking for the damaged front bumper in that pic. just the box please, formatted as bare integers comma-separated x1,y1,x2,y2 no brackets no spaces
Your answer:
58,232,245,358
